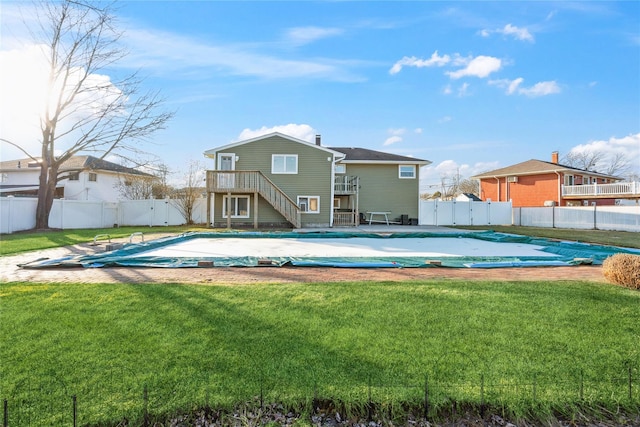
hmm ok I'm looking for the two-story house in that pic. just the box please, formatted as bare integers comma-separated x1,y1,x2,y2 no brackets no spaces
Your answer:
203,132,431,228
0,155,155,201
471,152,624,207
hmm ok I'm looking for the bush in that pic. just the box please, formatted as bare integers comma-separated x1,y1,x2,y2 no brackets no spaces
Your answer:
602,254,640,290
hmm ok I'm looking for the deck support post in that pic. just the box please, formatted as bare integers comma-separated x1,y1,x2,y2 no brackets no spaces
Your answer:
254,192,259,229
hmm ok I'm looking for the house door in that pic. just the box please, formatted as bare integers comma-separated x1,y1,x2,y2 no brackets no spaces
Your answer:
217,154,235,188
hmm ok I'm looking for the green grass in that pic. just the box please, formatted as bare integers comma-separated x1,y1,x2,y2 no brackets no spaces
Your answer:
455,225,640,249
1,281,639,425
0,225,208,256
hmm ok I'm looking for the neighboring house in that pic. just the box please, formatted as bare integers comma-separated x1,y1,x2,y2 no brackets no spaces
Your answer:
0,155,155,202
471,152,625,207
456,193,482,202
203,132,431,228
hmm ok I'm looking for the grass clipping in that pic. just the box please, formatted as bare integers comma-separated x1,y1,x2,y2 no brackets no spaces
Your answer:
602,253,640,290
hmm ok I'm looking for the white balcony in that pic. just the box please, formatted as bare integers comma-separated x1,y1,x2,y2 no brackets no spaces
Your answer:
562,181,640,199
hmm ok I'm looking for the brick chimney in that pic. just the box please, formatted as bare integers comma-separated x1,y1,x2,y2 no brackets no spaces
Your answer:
551,151,559,164
315,134,321,146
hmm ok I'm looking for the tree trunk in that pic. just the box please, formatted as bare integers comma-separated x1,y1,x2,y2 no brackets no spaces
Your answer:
35,164,58,230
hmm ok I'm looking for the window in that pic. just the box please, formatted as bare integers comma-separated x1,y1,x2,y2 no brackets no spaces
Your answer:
272,154,298,174
335,164,346,174
68,172,79,181
222,196,250,218
333,198,341,209
399,165,416,179
88,173,97,182
298,196,320,213
564,174,574,186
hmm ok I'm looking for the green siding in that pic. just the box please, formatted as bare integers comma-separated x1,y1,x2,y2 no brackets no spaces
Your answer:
214,135,333,227
345,163,420,221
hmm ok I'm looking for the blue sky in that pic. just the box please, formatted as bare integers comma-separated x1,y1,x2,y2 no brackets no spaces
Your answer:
1,1,639,189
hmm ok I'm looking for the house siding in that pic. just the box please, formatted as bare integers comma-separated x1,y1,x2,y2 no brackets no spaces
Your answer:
479,173,618,207
212,135,333,227
346,163,420,221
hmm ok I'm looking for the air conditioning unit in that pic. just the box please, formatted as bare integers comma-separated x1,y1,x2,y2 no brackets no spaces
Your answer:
507,176,518,183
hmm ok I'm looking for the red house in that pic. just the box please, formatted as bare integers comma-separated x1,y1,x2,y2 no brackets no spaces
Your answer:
471,152,624,207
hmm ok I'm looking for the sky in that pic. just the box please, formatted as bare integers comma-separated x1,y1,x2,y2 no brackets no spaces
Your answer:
1,1,639,191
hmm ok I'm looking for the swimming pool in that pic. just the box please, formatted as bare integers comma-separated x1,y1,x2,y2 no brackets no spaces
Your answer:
21,230,637,269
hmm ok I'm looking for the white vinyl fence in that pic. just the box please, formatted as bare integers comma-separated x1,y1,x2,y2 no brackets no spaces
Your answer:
514,205,640,232
419,200,513,226
0,197,208,234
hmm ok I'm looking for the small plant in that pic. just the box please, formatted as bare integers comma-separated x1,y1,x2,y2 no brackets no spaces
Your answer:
603,253,640,290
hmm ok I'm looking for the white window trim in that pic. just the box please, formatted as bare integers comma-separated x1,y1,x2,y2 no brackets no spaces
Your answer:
217,153,236,171
222,195,250,218
272,154,298,174
297,195,320,214
335,164,346,174
398,165,416,179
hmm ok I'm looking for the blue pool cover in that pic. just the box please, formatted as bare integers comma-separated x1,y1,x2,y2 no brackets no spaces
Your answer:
19,230,640,269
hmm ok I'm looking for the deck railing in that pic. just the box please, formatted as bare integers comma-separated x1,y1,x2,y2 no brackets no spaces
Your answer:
562,181,640,198
333,210,358,226
334,175,359,194
206,171,301,228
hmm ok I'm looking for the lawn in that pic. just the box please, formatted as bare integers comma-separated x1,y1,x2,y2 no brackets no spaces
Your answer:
1,280,639,425
0,225,208,256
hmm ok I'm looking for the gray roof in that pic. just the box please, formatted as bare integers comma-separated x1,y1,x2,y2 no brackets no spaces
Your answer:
0,155,153,177
471,159,621,180
328,147,430,164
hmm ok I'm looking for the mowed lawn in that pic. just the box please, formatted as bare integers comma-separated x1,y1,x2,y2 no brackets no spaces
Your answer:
1,279,639,425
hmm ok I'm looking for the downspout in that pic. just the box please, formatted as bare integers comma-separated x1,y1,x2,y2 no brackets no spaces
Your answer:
555,171,561,206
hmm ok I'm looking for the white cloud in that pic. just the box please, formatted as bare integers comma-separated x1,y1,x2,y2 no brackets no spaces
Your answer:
285,26,344,46
489,77,561,97
438,116,452,123
389,51,450,75
568,133,640,174
457,82,471,97
236,124,317,142
446,55,502,79
414,128,423,134
383,136,402,146
519,81,561,97
480,24,534,42
383,128,406,146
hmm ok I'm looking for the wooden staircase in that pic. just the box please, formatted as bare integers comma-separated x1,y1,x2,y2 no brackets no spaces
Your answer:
206,171,301,228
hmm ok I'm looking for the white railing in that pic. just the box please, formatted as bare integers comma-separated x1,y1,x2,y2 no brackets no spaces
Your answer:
334,175,359,194
562,181,640,197
206,170,301,228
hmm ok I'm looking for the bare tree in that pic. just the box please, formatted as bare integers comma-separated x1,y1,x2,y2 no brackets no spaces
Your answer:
458,178,479,196
0,1,173,229
114,174,157,200
562,150,629,177
172,160,205,225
